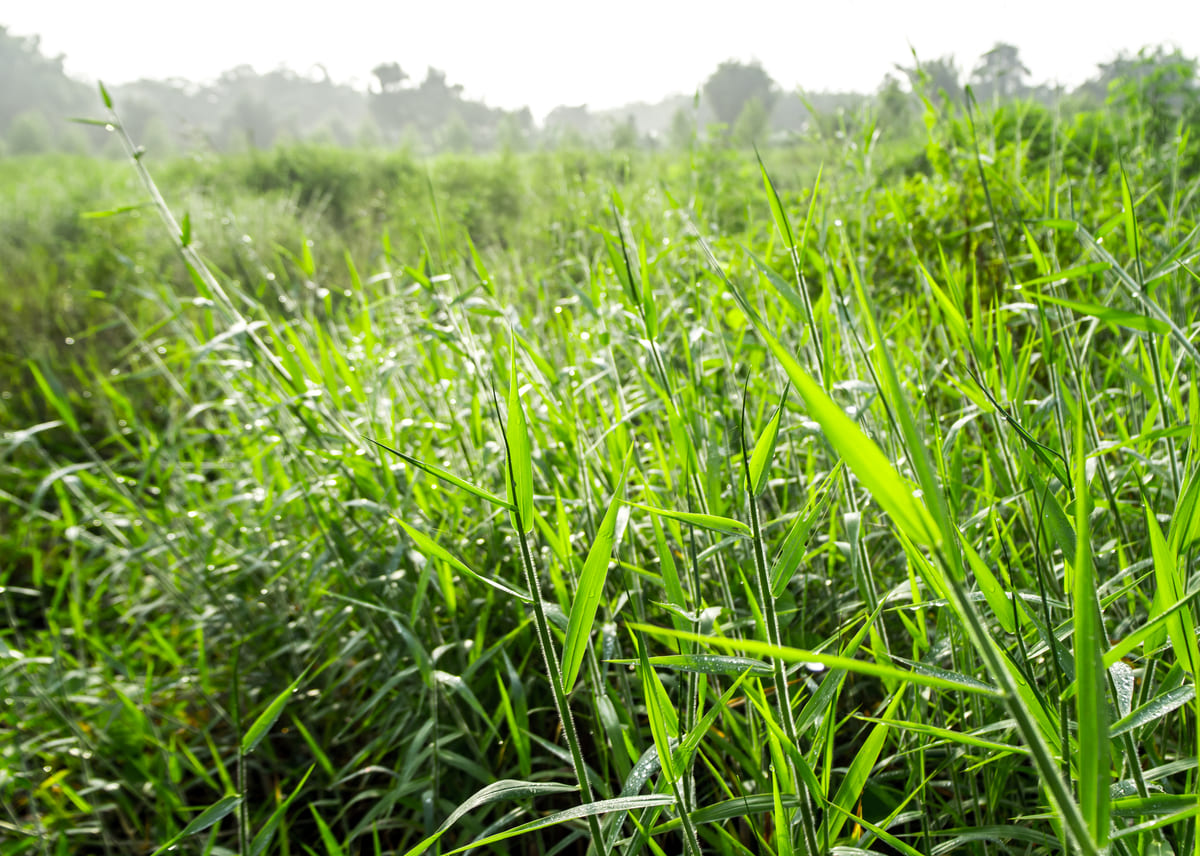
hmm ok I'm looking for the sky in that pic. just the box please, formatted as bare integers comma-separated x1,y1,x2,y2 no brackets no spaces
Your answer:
5,0,1200,119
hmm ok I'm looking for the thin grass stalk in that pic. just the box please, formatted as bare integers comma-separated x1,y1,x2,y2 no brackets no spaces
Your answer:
508,490,609,853
744,476,820,855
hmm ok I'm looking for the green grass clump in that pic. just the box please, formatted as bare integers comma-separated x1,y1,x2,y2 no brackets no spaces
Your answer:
2,86,1199,856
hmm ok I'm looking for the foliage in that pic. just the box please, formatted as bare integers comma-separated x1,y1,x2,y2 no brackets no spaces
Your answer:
703,59,778,127
3,73,1200,856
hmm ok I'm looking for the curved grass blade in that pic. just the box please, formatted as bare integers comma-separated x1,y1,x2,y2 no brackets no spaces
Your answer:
364,435,512,511
507,336,535,531
442,795,674,855
242,669,309,755
249,766,315,856
606,654,773,677
402,779,578,856
562,448,632,692
149,794,243,856
749,384,788,496
399,520,532,602
626,501,751,539
629,623,1000,696
1110,685,1196,738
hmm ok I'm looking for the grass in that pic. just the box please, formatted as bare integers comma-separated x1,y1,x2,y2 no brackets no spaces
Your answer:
1,85,1199,856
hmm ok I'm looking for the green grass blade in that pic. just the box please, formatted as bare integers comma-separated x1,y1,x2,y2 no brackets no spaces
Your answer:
241,669,309,756
442,795,674,855
248,766,315,856
562,448,632,692
626,502,752,539
364,436,513,511
748,384,787,497
398,520,532,602
507,337,535,531
1072,409,1110,848
149,794,243,856
401,780,578,856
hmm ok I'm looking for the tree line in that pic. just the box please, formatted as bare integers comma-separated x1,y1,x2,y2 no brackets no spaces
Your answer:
1,24,1197,157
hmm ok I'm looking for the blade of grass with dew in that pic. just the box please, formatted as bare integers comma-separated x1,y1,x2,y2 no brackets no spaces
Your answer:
628,623,1000,696
149,794,243,856
241,668,310,756
248,766,315,856
1072,405,1110,850
506,336,534,531
770,461,842,596
562,447,632,693
442,795,675,855
821,687,906,846
748,383,787,497
398,520,532,602
364,435,512,511
625,501,752,539
401,779,578,856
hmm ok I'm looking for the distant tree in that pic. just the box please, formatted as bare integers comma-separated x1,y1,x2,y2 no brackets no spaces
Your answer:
139,115,175,157
703,60,777,127
223,94,275,149
356,116,382,148
0,26,92,138
611,115,639,150
441,111,474,153
498,110,531,153
667,106,696,150
372,62,408,93
545,105,595,146
8,110,53,154
731,96,770,147
970,43,1030,102
59,123,91,156
897,55,963,108
1100,47,1199,144
876,73,916,136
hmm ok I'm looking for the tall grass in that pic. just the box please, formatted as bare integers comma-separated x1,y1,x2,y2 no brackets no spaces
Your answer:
1,84,1198,856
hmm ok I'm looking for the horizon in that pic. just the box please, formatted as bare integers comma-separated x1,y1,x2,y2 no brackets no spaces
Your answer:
5,1,1200,120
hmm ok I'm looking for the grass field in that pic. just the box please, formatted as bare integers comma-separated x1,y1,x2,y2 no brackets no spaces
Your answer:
2,86,1200,856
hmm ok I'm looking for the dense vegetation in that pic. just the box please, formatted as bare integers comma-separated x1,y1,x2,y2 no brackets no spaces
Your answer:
2,61,1200,856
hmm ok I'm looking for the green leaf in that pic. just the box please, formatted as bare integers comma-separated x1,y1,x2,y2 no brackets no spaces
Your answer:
629,623,1001,696
962,537,1016,635
635,634,680,782
770,462,842,596
1073,410,1109,848
180,212,191,248
249,766,315,856
1110,685,1196,738
822,688,906,844
401,779,577,856
399,520,532,602
1015,261,1112,288
608,654,773,677
507,339,535,531
149,794,243,856
1030,290,1169,334
562,448,631,692
1146,506,1200,676
364,435,513,511
748,385,787,496
242,669,308,755
99,81,113,109
770,345,939,545
626,502,751,539
442,794,673,854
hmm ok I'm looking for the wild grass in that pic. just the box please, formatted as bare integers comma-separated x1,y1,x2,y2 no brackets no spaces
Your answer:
1,86,1199,856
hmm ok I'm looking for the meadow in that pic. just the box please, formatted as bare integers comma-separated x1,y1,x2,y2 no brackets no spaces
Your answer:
1,86,1199,856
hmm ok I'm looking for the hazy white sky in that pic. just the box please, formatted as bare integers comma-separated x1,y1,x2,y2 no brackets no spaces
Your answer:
5,1,1200,118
